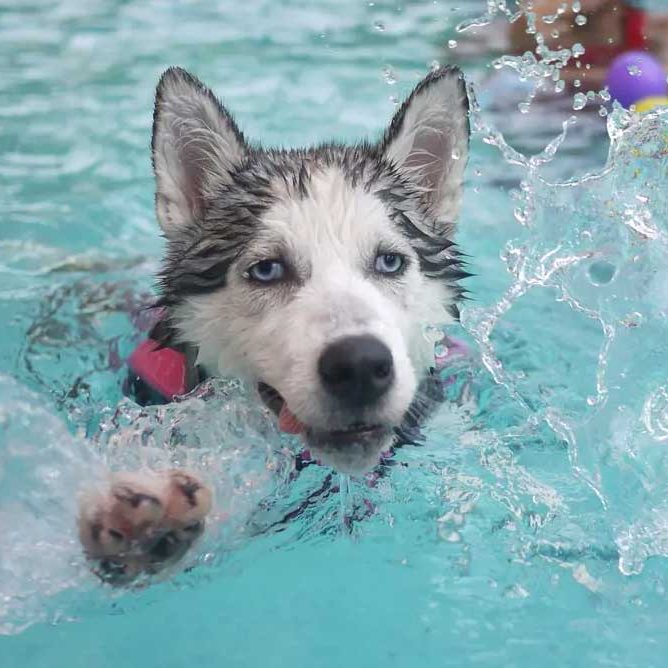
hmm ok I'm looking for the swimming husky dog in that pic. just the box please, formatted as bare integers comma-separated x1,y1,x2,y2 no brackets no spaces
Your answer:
78,65,470,583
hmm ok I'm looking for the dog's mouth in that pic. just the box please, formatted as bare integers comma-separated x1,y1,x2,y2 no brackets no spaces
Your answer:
257,382,287,419
257,382,387,442
257,381,396,474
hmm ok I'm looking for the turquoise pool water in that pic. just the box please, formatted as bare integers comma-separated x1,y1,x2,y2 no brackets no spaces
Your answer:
2,1,668,665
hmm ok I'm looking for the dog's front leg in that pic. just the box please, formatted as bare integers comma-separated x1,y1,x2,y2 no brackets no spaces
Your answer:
78,470,212,585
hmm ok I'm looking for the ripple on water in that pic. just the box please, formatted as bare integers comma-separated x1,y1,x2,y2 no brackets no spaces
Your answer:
2,1,668,664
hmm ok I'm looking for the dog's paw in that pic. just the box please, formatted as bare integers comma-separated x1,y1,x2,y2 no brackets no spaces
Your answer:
78,470,212,585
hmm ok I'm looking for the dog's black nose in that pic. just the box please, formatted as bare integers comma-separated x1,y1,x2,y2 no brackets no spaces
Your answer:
318,335,394,407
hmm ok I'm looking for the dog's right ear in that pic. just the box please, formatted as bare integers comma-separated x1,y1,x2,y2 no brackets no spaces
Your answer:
152,67,247,237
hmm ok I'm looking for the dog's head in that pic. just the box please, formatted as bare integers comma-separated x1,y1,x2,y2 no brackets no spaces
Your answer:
151,66,469,473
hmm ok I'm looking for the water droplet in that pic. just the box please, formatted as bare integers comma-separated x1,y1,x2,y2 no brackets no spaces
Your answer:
573,79,582,88
389,94,398,106
555,79,565,93
448,39,457,49
599,106,608,117
429,59,440,72
572,92,587,110
451,148,461,160
621,312,644,328
474,168,482,177
575,14,587,26
504,584,530,599
373,20,385,31
423,324,443,344
573,564,601,592
518,101,531,114
572,0,582,11
382,66,398,85
572,42,585,58
628,65,642,76
588,259,617,285
514,207,529,225
599,88,611,102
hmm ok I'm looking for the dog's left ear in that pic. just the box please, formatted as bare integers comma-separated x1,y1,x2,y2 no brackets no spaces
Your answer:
381,66,469,222
152,67,248,238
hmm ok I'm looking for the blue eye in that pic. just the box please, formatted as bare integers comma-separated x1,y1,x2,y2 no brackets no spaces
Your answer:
247,260,285,283
374,253,405,275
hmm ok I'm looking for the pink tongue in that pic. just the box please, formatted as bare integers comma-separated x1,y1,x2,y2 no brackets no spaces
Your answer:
278,403,306,434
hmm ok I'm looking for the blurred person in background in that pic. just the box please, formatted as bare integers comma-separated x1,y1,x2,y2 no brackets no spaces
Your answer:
510,1,668,91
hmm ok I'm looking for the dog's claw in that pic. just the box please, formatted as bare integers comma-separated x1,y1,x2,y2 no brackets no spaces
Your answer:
78,470,212,585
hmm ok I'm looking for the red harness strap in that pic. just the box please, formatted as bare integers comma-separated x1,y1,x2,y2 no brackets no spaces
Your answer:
127,339,189,401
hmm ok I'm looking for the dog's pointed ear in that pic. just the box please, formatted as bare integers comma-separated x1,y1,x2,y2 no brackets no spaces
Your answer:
381,66,469,221
152,67,247,237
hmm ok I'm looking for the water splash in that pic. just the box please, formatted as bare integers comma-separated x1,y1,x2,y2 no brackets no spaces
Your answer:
0,375,100,634
463,86,668,575
0,375,297,634
3,0,668,653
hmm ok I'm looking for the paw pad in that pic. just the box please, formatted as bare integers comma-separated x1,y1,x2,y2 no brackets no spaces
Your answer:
78,470,213,585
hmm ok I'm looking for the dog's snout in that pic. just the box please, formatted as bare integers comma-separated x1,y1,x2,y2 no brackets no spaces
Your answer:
318,335,394,407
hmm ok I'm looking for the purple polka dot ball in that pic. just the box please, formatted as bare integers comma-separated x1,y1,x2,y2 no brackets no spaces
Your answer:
606,51,667,109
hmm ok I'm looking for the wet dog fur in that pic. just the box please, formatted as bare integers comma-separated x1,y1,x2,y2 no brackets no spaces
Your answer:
78,65,470,583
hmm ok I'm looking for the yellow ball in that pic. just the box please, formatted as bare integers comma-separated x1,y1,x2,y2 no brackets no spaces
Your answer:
634,96,668,114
